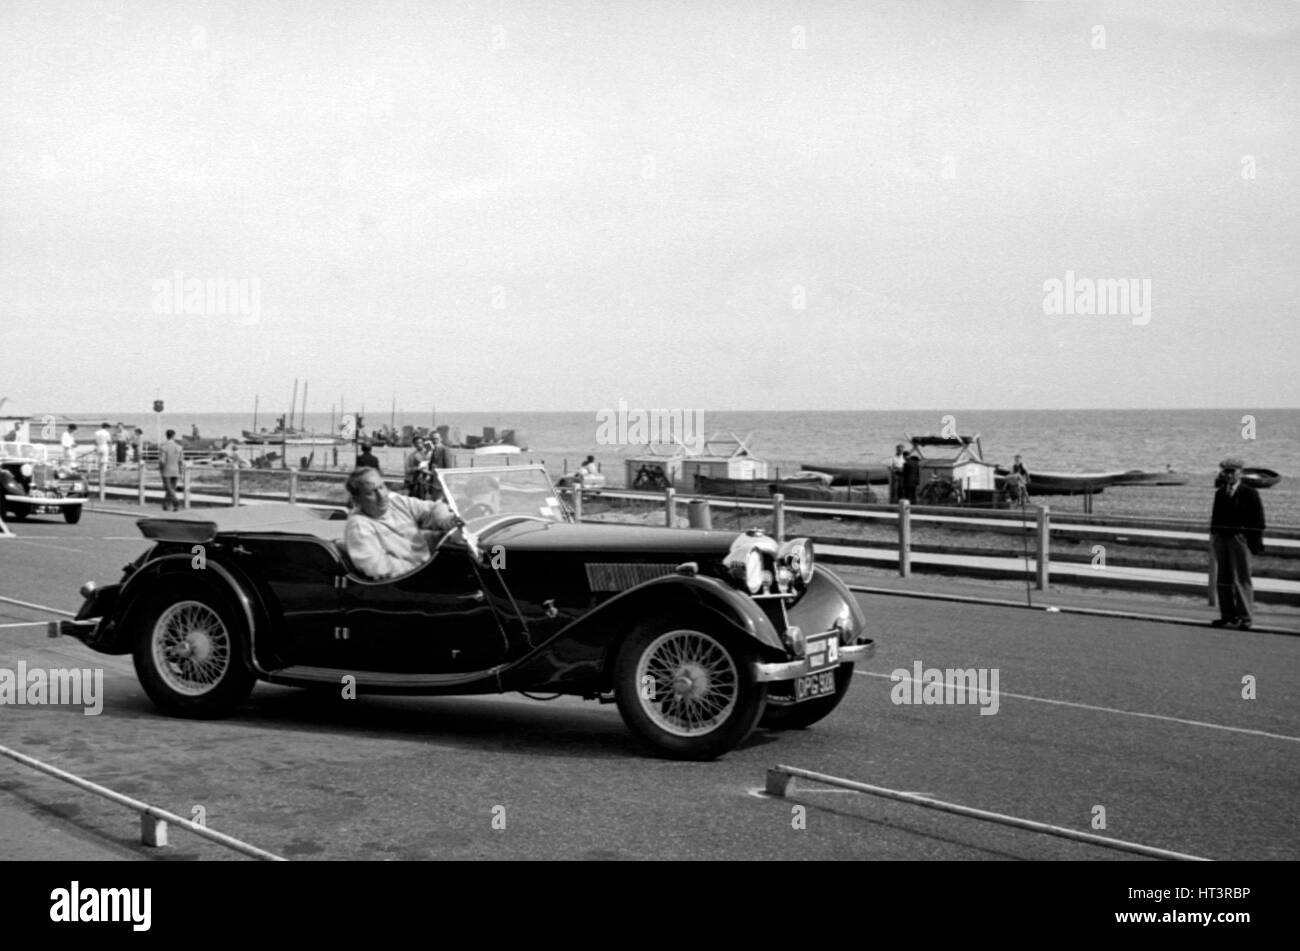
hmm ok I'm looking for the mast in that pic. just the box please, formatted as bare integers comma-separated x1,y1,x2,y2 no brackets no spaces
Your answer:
390,394,396,431
301,380,309,433
289,378,298,432
253,394,259,432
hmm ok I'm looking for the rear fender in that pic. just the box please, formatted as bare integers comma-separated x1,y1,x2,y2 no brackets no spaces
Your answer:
499,573,786,693
108,554,269,672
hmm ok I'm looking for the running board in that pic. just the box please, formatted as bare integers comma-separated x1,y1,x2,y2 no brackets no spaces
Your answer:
264,664,505,694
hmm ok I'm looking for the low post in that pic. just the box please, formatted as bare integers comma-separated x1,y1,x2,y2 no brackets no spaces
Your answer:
898,499,911,577
572,485,583,522
1207,536,1218,607
231,466,240,507
664,487,676,527
288,469,298,504
1036,505,1051,590
773,492,785,542
137,464,146,505
687,499,711,530
182,468,192,510
97,462,106,502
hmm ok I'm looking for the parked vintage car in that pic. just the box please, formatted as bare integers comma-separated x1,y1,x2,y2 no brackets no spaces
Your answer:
51,466,873,759
0,457,88,523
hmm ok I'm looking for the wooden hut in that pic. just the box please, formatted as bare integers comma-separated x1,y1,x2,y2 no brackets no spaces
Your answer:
908,432,998,502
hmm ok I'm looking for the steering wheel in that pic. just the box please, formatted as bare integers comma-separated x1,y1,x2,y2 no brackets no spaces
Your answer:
462,501,495,519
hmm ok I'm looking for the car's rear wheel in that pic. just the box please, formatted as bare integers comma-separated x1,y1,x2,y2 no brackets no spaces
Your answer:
760,663,855,730
132,580,255,718
63,505,83,524
614,623,767,760
2,492,29,521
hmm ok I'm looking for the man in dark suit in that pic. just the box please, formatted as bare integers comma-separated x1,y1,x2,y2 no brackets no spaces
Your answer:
901,452,921,504
1210,458,1265,629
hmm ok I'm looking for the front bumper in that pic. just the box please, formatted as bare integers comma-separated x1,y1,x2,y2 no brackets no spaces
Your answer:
752,639,874,683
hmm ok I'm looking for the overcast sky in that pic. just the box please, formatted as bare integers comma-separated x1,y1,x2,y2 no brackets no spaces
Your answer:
1,0,1297,415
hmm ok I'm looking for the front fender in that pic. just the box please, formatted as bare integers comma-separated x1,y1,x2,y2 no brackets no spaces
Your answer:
499,572,787,693
786,565,868,645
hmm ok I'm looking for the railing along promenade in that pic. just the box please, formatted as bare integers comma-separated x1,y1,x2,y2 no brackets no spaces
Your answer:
70,462,1300,607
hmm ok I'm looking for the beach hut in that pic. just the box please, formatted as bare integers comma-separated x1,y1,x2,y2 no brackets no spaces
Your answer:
909,432,998,502
679,432,768,486
625,444,689,489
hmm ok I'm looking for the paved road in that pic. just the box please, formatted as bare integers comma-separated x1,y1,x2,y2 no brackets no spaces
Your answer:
2,512,1297,860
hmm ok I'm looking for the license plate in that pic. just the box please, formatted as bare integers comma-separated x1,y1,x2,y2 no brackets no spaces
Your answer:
804,632,839,672
795,670,837,702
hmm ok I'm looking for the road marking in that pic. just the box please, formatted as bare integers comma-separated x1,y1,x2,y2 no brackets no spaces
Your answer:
5,538,85,554
0,621,50,629
855,670,1300,743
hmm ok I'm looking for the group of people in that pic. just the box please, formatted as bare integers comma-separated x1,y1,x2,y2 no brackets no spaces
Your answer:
887,444,923,504
403,433,450,499
61,423,146,467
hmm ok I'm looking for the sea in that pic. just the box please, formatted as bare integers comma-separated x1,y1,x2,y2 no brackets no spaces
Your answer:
44,407,1298,483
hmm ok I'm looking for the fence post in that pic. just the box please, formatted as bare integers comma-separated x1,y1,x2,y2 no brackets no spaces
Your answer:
664,487,676,527
182,468,192,509
137,464,146,505
288,469,298,504
573,485,583,522
231,467,240,507
1036,505,1051,590
1207,536,1218,607
773,492,785,542
898,499,911,577
97,462,106,502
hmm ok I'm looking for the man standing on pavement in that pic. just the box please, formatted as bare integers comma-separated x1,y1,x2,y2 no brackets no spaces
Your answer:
1210,458,1265,630
61,423,79,462
159,429,184,511
888,443,907,503
93,422,112,471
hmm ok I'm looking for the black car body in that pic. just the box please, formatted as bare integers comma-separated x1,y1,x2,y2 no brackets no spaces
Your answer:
1,457,88,523
54,466,873,758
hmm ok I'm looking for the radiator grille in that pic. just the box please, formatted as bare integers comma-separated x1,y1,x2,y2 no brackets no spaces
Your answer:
585,562,679,591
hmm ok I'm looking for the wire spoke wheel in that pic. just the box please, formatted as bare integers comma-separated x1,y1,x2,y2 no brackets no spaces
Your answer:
635,629,740,738
150,599,233,697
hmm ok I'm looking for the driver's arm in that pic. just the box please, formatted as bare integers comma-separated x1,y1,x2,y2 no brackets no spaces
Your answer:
410,498,458,534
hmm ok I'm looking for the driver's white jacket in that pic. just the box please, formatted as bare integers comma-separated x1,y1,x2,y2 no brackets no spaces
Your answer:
345,494,457,579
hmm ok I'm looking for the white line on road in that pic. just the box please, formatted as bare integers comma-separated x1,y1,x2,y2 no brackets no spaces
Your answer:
855,670,1300,743
5,538,85,554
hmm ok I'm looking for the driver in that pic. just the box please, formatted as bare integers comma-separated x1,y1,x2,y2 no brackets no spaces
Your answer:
344,467,459,579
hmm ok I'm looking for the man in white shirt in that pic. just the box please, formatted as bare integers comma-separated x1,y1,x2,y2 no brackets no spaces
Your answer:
344,467,459,579
61,423,79,462
93,422,112,469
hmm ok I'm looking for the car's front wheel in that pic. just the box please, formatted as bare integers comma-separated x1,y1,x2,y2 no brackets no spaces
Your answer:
63,505,83,524
760,663,855,730
614,623,767,760
132,580,255,718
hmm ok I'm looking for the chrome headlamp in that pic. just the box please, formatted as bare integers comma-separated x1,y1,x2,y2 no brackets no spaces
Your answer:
777,538,815,586
726,532,776,594
20,463,33,478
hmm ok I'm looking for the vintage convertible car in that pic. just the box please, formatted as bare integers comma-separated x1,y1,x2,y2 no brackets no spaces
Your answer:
52,466,874,759
1,458,88,523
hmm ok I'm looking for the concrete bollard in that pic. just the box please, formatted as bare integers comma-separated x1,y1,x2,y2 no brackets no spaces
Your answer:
1036,505,1051,590
137,464,146,505
288,469,298,504
898,499,911,577
141,814,168,848
664,487,676,527
182,468,192,509
687,499,711,530
773,493,785,541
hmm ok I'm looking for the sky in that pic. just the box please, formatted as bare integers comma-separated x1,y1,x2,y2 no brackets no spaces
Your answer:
1,0,1298,415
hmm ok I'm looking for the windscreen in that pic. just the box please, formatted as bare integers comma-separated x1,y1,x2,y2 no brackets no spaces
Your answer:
436,466,570,523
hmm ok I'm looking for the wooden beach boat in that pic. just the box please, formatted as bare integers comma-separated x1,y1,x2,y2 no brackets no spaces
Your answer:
1111,469,1191,487
800,463,892,486
777,483,877,504
694,474,828,498
995,468,1129,495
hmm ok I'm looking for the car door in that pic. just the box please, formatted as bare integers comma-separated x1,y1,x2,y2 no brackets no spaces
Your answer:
339,544,514,674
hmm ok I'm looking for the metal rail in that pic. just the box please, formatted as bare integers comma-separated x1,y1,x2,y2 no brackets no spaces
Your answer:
0,744,286,861
765,764,1209,861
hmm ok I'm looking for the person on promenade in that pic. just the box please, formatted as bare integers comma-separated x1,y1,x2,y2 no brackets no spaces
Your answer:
159,429,184,511
113,423,127,464
1209,457,1265,630
888,443,907,503
1008,454,1031,505
901,451,920,504
61,423,79,462
344,467,459,579
130,428,143,463
429,432,451,471
404,438,434,498
93,422,112,470
356,443,380,472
